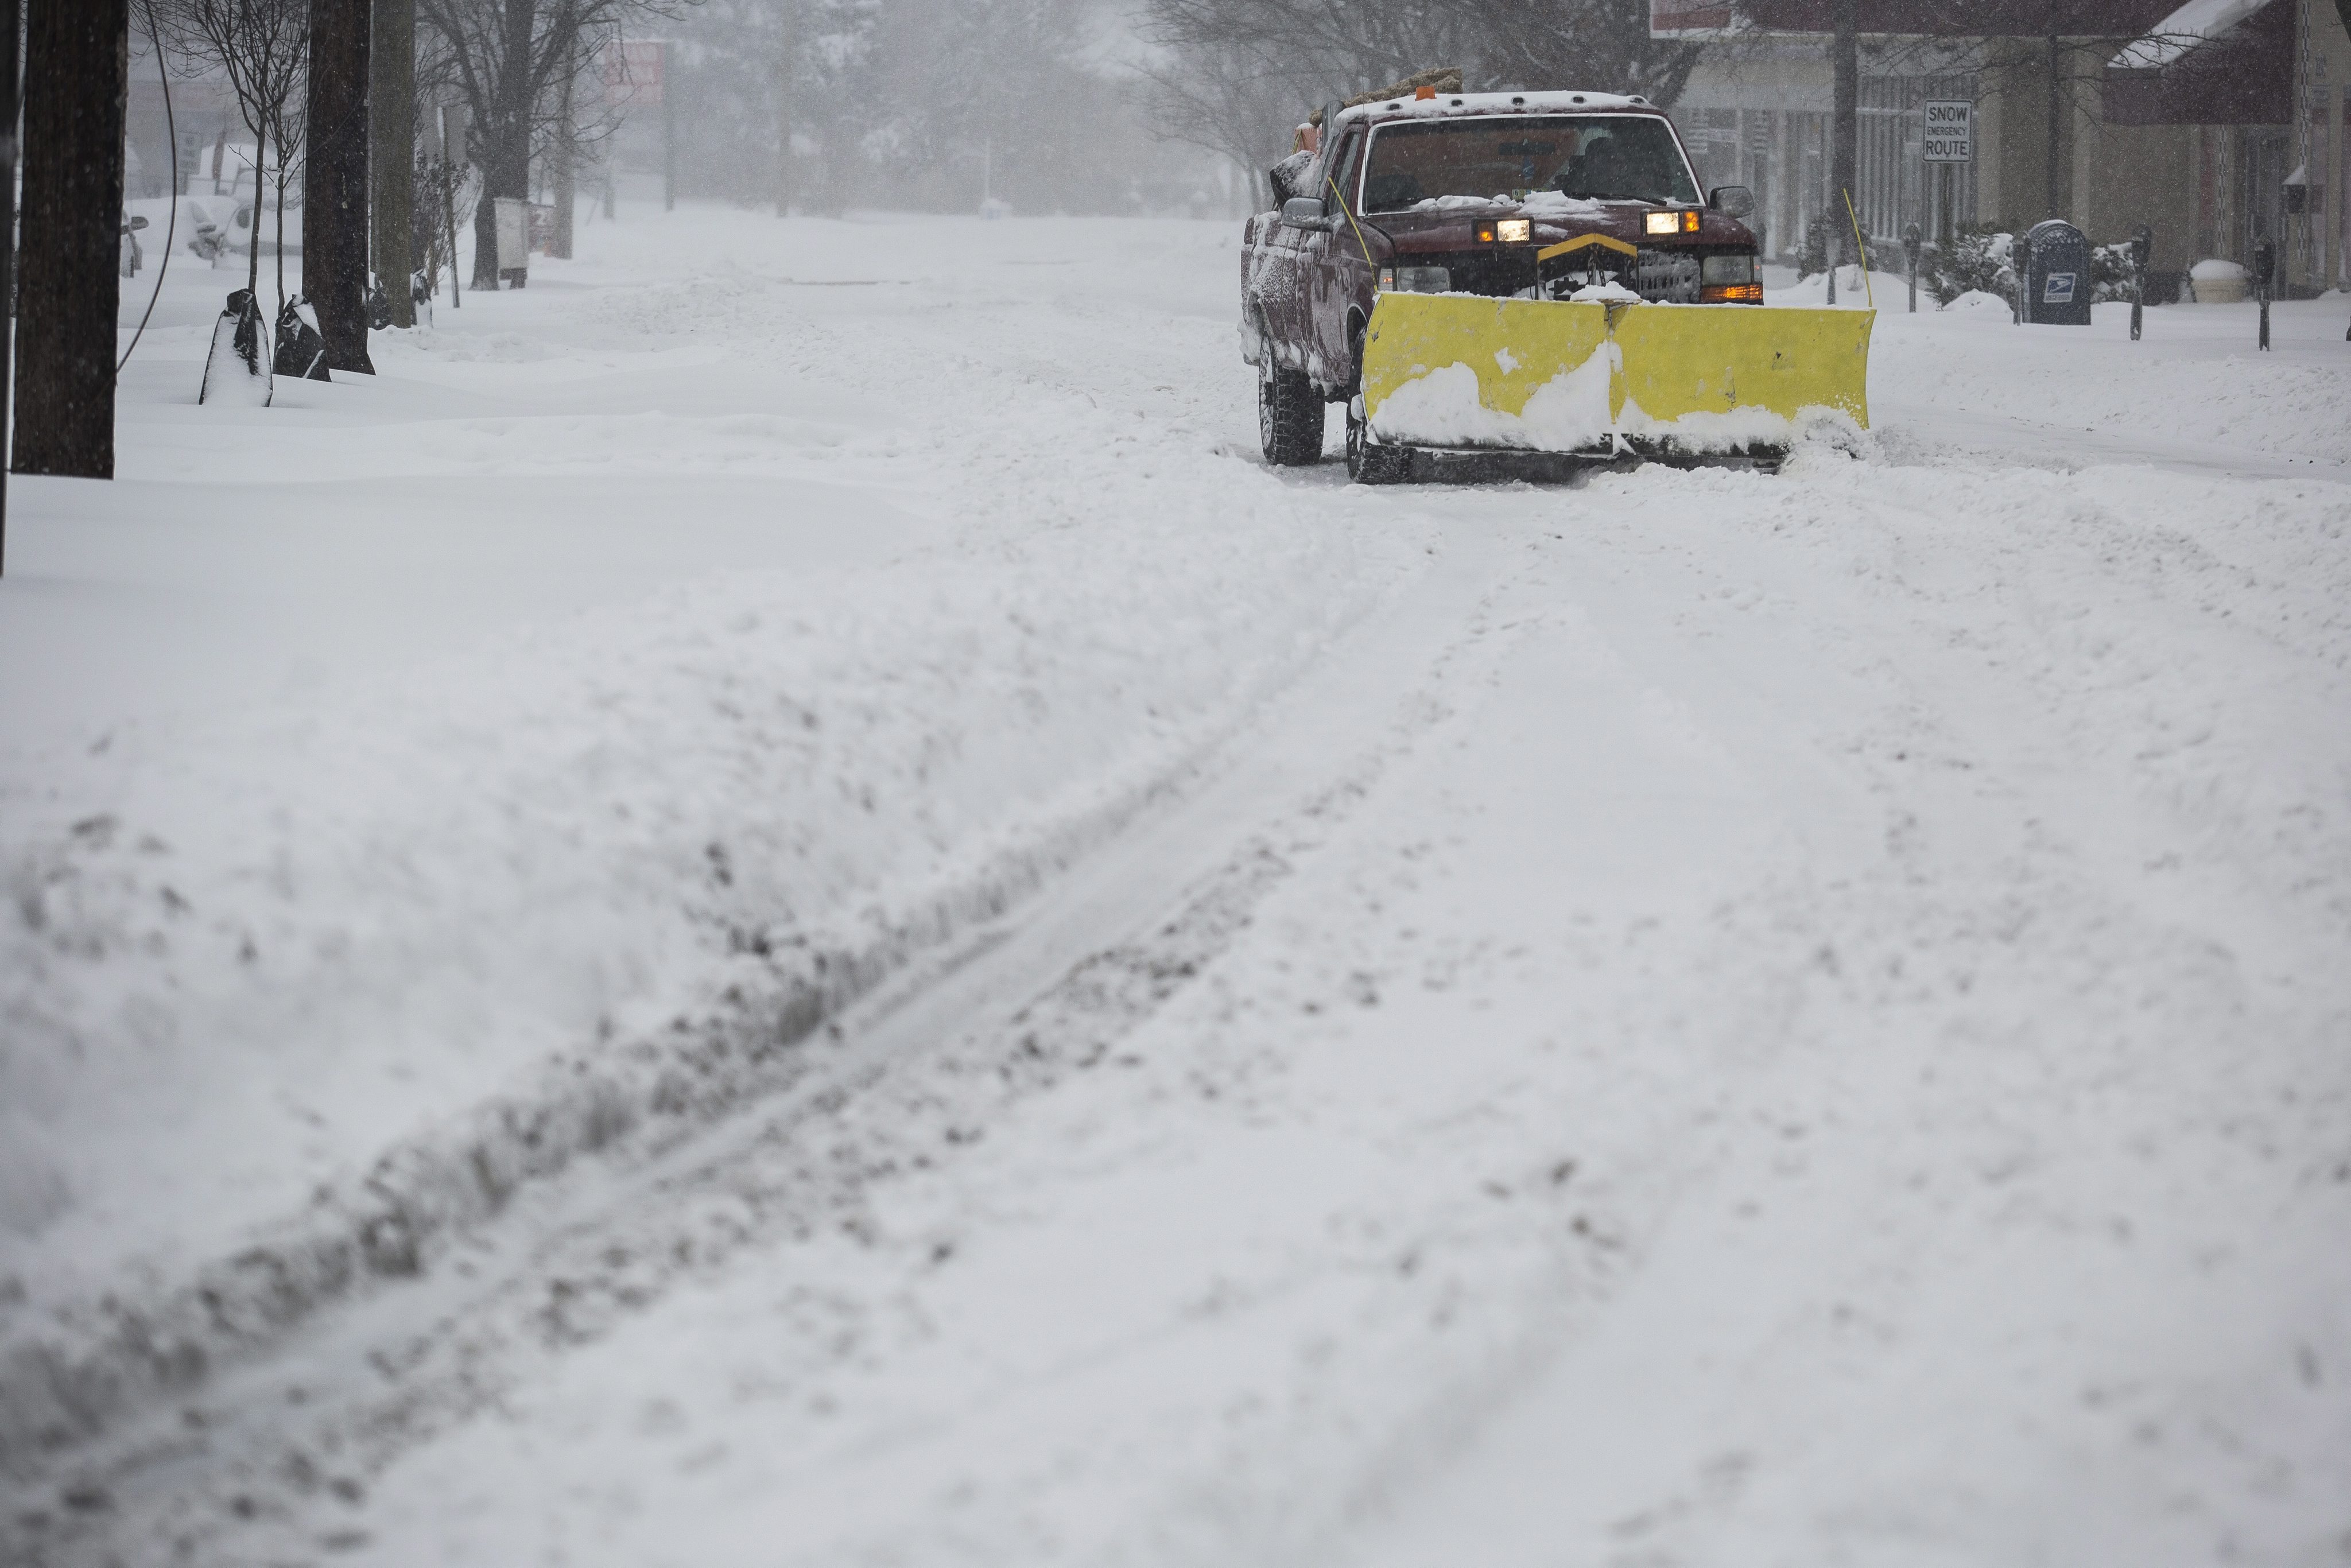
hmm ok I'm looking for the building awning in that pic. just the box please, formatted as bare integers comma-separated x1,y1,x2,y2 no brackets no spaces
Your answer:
2101,0,2291,123
1651,0,2187,39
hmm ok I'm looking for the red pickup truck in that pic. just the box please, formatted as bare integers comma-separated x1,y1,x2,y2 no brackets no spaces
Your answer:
1241,90,1764,479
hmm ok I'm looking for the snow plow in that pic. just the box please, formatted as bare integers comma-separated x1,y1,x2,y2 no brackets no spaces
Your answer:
1240,81,1872,481
1357,292,1873,468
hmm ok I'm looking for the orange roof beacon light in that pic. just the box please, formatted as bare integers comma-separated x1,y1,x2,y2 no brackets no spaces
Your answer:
1415,84,1437,100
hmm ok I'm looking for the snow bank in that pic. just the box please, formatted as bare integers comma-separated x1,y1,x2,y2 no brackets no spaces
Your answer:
1938,288,2011,315
1865,295,2351,463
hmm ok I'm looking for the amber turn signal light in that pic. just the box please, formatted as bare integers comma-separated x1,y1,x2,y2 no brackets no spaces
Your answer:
1700,282,1764,303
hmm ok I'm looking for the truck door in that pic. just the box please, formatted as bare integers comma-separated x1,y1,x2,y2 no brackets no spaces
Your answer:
1258,148,1326,375
1312,127,1371,390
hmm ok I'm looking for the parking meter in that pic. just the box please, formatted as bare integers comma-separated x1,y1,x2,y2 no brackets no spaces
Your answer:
1903,222,1922,313
2252,235,2275,351
2129,224,2152,341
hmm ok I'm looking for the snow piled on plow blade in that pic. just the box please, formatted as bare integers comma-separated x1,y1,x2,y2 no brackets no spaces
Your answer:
1363,293,1872,453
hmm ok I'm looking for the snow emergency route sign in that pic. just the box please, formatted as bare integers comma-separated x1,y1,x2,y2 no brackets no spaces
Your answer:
1924,100,1973,163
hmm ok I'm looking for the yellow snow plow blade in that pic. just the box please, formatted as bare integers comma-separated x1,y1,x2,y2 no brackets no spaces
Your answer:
1360,294,1871,455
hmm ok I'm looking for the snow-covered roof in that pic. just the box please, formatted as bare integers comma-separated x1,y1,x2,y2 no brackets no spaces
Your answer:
1330,91,1657,131
2108,0,2272,69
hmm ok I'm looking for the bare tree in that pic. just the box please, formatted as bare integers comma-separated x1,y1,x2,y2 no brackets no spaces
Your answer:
154,0,309,311
418,0,678,289
1139,0,1700,189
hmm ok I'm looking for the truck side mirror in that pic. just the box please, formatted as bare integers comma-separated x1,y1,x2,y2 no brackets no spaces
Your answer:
127,214,150,231
1280,196,1329,230
1708,185,1754,218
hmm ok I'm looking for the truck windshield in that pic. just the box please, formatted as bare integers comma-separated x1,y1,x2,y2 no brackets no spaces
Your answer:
1358,116,1700,212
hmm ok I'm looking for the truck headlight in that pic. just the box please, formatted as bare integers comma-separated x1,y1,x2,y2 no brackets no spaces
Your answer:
1378,265,1451,294
1700,253,1757,284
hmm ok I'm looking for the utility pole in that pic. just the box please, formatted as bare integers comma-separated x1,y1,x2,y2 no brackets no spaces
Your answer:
371,0,416,327
774,0,794,217
305,0,374,371
12,0,130,482
0,0,19,572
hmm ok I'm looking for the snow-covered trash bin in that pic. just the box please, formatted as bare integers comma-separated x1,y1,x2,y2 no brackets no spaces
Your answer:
196,289,271,408
2189,258,2248,304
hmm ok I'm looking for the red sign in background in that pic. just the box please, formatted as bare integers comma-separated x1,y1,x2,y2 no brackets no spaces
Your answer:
602,41,665,108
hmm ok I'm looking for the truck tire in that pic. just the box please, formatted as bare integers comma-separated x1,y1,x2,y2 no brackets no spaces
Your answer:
1344,321,1411,484
1257,329,1324,467
1345,400,1412,484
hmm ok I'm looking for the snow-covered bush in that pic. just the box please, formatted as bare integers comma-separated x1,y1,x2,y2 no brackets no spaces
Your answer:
2091,241,2139,302
1928,223,2012,306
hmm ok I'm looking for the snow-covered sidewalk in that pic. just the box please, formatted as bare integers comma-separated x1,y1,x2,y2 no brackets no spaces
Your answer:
2,210,2346,1567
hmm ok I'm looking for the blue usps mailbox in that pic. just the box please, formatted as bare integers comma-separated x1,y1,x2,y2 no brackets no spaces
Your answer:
2024,218,2093,325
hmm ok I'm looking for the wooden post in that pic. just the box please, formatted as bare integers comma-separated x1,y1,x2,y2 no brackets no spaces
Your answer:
371,0,416,327
305,0,374,371
11,0,130,480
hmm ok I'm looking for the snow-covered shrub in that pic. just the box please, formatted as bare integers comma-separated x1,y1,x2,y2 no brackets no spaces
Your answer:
2091,242,2139,302
1927,223,2012,306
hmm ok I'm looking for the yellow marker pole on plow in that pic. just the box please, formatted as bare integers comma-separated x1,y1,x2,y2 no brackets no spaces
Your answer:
1841,187,1874,310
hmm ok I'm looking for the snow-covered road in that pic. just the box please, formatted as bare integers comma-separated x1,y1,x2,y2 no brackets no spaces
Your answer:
3,212,2346,1567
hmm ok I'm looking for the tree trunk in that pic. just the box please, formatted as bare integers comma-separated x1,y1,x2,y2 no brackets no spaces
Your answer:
2044,22,2065,220
1,0,19,566
1830,0,1857,224
249,121,265,301
371,0,416,326
305,0,374,372
11,0,129,479
472,0,537,289
552,51,574,258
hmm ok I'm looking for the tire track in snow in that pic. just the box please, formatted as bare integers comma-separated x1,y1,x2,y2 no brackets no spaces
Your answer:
6,525,1538,1568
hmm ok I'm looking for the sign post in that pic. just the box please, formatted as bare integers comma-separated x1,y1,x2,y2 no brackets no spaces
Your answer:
1922,98,1970,285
